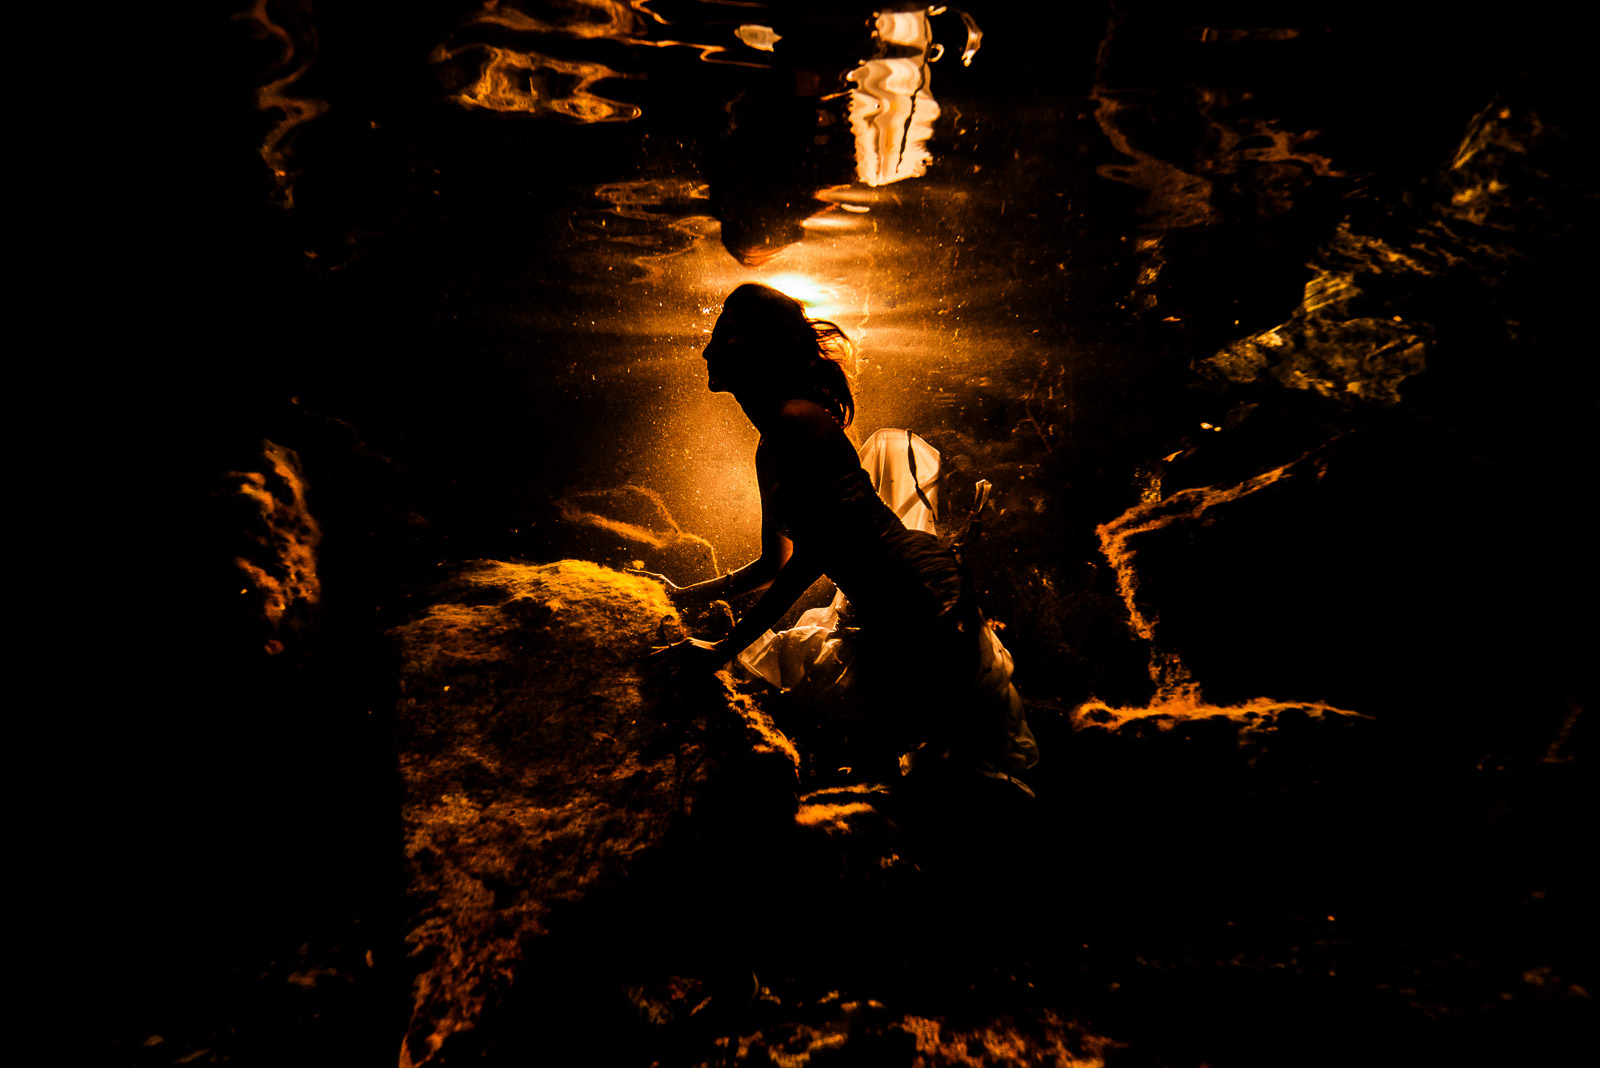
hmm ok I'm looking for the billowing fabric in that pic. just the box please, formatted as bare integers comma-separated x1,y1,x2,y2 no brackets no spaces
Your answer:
738,430,1039,786
858,428,942,535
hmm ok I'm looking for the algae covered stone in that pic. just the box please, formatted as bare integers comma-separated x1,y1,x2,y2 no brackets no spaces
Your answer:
389,559,798,1064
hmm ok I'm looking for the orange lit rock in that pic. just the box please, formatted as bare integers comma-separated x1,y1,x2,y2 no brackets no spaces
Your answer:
691,1002,1119,1068
552,485,720,585
1096,425,1586,753
1071,695,1369,740
389,559,797,1065
217,440,321,656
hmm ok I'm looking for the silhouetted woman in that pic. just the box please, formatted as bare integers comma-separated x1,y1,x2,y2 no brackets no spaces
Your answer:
647,283,1037,786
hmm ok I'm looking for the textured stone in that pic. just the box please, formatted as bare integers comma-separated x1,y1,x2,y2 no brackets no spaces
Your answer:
217,440,322,656
692,1001,1119,1068
552,484,721,584
1094,425,1588,753
389,559,798,1064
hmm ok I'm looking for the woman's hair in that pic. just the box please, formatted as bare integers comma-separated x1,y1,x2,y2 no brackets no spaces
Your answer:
718,283,856,427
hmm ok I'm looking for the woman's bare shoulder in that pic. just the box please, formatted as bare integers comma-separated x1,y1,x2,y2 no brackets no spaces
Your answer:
773,398,847,441
768,399,859,471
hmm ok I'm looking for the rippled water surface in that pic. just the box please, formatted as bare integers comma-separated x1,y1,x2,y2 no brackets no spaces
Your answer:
199,1,1569,570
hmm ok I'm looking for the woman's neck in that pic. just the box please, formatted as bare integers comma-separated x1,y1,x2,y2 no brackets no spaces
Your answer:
737,391,786,433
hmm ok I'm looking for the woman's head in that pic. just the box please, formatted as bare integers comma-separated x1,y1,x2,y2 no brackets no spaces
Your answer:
703,283,855,426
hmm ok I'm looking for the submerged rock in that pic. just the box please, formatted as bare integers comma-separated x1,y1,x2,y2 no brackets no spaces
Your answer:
551,484,720,584
1095,424,1588,755
693,1002,1119,1067
388,559,798,1064
217,439,322,658
1060,691,1381,908
1197,90,1588,416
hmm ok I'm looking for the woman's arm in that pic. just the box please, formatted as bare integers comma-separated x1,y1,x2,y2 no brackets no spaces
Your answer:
709,550,823,661
651,439,824,669
652,550,823,670
640,441,793,602
673,521,789,601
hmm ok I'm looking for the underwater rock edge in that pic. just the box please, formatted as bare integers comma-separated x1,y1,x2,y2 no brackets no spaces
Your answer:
388,559,799,1066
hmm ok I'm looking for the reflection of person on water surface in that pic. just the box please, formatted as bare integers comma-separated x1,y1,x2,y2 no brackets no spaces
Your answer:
637,283,1038,788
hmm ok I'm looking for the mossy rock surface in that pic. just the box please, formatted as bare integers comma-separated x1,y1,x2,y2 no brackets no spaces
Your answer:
389,559,798,1065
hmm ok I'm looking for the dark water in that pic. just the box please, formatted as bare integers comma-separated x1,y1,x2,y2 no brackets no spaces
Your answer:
97,2,1591,1064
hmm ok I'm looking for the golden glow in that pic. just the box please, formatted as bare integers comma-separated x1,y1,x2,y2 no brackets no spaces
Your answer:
758,273,845,319
567,174,1009,564
848,11,941,186
603,223,883,559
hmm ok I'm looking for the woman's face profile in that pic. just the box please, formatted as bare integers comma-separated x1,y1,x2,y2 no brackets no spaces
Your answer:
703,284,798,395
702,326,736,393
703,309,754,393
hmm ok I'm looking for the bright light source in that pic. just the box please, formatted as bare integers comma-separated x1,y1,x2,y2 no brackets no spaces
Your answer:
759,273,841,317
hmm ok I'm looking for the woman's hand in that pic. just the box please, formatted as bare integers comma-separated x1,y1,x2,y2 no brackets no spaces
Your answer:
647,637,732,672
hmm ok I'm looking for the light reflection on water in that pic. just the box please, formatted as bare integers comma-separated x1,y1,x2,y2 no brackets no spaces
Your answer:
432,43,643,121
518,130,1076,559
561,164,1063,559
236,0,1437,568
847,9,942,187
430,0,968,188
430,0,776,121
456,0,644,39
